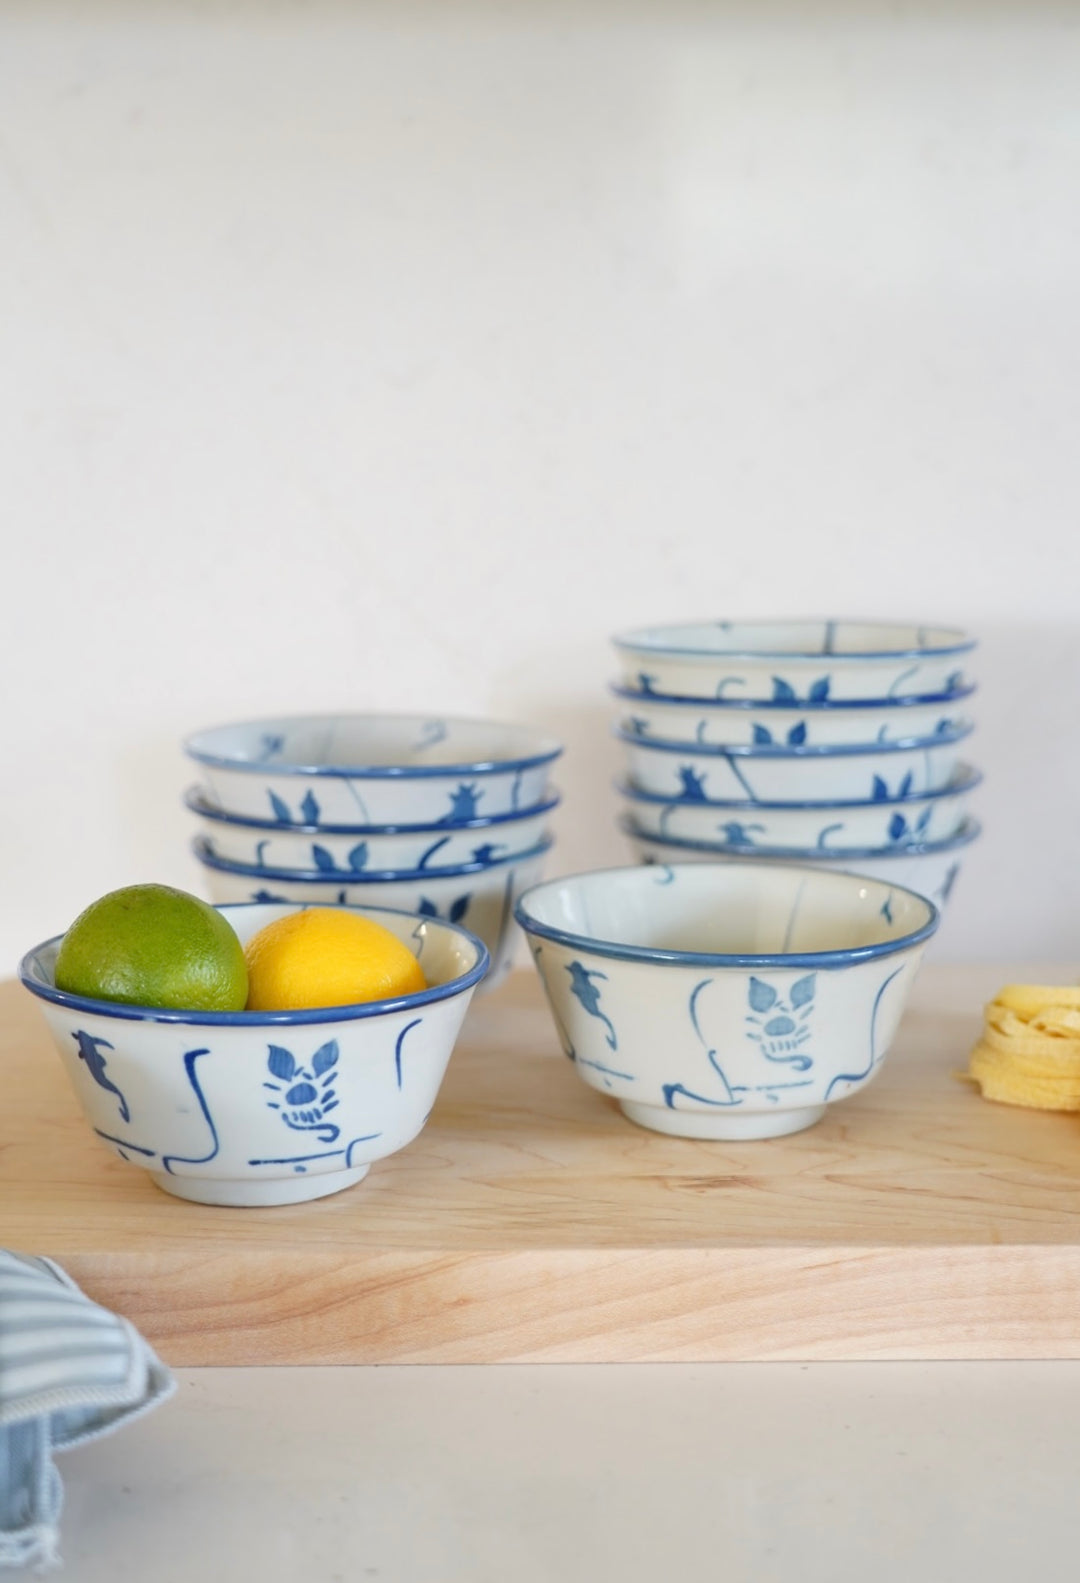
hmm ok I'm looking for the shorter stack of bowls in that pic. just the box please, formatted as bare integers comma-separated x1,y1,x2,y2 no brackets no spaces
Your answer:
184,714,562,991
610,620,980,912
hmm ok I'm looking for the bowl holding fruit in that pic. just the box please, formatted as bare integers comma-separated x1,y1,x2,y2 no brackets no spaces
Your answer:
20,886,488,1207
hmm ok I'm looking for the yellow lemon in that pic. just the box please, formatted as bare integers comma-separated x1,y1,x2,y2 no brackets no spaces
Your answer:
244,908,426,1011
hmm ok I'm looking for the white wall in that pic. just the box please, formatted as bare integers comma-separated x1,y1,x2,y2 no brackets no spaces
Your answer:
3,0,1079,968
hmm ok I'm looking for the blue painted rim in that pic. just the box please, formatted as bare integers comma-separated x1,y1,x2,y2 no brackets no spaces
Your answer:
610,681,977,711
184,714,563,778
615,765,981,811
619,812,983,861
615,721,973,758
612,620,975,662
515,861,940,969
19,901,490,1026
193,834,553,882
184,784,562,834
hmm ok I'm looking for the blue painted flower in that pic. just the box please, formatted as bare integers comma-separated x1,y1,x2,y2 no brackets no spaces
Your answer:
264,1040,340,1143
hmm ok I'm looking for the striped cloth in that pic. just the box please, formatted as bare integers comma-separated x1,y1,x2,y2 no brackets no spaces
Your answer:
0,1250,174,1570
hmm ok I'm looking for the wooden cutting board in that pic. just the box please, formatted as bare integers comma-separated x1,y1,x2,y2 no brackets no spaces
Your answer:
5,966,1080,1364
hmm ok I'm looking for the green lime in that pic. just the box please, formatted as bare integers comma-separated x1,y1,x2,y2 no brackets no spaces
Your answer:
54,884,248,1011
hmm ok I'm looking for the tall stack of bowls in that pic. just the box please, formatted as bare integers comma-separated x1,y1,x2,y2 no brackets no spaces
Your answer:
611,620,981,914
184,714,562,991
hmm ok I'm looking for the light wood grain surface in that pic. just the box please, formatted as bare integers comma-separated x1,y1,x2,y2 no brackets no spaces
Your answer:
5,966,1080,1363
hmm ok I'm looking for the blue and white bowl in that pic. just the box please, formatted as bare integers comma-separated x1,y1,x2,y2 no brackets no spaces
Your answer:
185,714,563,828
624,819,982,916
613,620,975,703
516,862,937,1141
620,725,972,804
614,683,976,750
20,902,488,1208
617,765,980,850
185,785,560,875
194,837,552,992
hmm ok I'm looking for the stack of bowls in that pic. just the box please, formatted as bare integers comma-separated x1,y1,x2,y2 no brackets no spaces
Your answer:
610,620,981,912
184,713,562,991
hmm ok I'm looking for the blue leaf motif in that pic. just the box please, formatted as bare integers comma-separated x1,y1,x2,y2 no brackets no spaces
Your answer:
898,772,914,799
888,812,908,841
347,842,369,872
752,724,773,745
449,894,471,923
790,974,816,1009
678,767,708,801
749,977,778,1013
312,1040,339,1076
808,677,831,702
268,791,292,824
267,1046,296,1082
771,677,797,703
300,789,321,824
787,722,807,746
872,776,889,802
915,806,933,836
311,844,337,873
417,898,439,918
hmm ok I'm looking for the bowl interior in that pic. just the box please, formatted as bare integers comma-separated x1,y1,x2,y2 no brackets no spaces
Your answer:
24,902,484,1005
613,620,971,660
518,863,935,958
186,714,561,773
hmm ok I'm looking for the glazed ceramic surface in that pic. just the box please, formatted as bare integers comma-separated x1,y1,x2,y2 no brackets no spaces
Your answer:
612,620,974,702
617,766,979,849
624,819,981,915
186,714,562,826
20,903,488,1207
195,837,552,992
620,727,971,803
186,785,559,874
516,862,936,1140
614,684,976,749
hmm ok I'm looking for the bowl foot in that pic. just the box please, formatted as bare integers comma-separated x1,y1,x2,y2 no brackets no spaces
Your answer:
618,1100,826,1141
149,1165,370,1207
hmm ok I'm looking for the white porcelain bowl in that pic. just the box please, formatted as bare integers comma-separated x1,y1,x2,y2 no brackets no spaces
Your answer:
613,620,975,703
185,714,562,827
617,765,979,849
516,862,937,1140
620,726,971,803
20,902,487,1207
194,837,552,992
614,683,976,749
624,819,981,915
185,785,560,874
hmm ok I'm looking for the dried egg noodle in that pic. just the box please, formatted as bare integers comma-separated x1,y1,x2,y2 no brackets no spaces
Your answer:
966,984,1080,1110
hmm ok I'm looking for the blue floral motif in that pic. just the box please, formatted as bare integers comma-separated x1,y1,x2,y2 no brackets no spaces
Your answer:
311,844,336,873
263,1040,340,1143
73,1030,129,1123
268,790,292,824
873,771,916,802
300,789,320,824
717,820,766,846
417,894,471,923
637,672,658,694
470,842,504,865
347,842,369,872
628,717,650,737
771,676,831,703
252,887,288,902
566,961,618,1049
887,805,934,844
745,974,815,1071
257,733,285,761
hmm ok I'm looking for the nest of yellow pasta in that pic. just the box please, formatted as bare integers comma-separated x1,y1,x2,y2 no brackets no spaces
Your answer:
967,985,1080,1110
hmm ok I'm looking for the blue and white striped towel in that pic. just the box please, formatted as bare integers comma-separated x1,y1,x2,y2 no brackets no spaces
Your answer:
0,1250,174,1571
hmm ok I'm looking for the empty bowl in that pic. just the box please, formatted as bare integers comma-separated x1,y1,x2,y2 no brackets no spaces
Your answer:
613,620,975,702
614,683,976,750
185,785,560,874
20,902,488,1207
185,714,562,827
516,862,937,1140
619,725,972,803
194,836,553,991
617,765,980,849
624,818,982,915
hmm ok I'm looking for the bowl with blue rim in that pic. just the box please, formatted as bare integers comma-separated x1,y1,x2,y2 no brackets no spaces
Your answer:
515,861,938,1141
185,713,563,828
193,836,553,993
612,620,975,704
20,901,488,1208
621,817,981,918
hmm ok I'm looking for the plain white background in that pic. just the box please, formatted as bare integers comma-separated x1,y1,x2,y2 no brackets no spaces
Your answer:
3,0,1079,968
